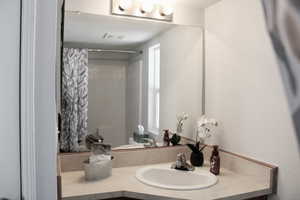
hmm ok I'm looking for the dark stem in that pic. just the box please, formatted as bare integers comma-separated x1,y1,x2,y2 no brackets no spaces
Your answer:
199,145,207,152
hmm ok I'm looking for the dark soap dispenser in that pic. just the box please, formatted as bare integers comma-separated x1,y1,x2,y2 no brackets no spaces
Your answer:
163,129,170,146
210,145,220,175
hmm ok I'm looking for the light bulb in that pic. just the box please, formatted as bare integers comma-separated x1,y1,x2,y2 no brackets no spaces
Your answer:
119,0,133,11
141,1,154,13
161,5,173,16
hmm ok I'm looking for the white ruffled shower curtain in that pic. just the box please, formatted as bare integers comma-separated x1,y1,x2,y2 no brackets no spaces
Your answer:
60,48,88,152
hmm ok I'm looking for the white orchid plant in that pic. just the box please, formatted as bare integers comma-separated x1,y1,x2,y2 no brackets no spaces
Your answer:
176,113,189,134
196,115,218,145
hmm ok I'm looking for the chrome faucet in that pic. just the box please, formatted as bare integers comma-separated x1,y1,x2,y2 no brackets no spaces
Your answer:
143,138,158,148
171,153,195,171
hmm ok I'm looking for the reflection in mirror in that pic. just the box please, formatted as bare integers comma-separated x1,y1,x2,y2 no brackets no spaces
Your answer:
58,12,203,152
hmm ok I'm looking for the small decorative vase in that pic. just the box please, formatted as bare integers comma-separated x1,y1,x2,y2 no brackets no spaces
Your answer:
190,151,204,167
187,143,206,167
170,134,181,146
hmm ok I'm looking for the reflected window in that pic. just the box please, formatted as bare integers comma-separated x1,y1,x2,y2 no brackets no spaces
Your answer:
148,44,160,134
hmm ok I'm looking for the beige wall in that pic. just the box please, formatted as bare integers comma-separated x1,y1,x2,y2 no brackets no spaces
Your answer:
133,26,203,140
159,26,203,139
126,59,143,140
88,59,127,147
205,0,300,199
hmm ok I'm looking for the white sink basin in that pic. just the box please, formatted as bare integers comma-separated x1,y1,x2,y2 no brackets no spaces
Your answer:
136,166,218,190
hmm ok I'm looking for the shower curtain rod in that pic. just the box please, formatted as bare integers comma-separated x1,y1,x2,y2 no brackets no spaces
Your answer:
88,48,138,54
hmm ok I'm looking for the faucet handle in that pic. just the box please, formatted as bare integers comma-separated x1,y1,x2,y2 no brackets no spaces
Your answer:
143,138,157,147
179,153,187,162
176,153,187,168
172,153,195,171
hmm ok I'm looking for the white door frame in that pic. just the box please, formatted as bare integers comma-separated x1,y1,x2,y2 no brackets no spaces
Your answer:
20,0,37,199
20,0,60,199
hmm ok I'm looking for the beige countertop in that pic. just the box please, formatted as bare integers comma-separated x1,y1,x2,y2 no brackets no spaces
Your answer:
62,162,272,200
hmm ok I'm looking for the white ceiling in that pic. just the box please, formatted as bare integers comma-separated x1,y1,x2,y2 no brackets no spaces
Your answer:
64,13,176,49
173,0,221,8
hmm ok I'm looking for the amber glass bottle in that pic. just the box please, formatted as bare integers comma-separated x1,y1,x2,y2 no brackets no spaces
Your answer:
163,129,170,146
210,145,220,175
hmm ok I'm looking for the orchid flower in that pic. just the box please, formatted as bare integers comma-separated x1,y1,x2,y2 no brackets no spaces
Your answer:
196,115,218,144
176,113,189,134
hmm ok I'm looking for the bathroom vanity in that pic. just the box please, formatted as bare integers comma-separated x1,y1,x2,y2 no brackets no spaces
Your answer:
58,146,277,200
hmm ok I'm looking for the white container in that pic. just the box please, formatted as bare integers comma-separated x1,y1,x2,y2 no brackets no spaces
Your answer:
83,159,112,181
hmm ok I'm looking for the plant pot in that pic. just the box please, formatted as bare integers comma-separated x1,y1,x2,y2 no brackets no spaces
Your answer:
170,134,181,146
190,151,204,167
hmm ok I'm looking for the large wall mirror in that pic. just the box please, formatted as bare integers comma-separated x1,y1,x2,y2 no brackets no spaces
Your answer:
58,9,204,152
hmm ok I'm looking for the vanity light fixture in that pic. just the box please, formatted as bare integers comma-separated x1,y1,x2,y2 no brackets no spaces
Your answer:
112,0,173,22
140,1,154,14
160,5,173,16
119,0,133,11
